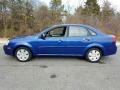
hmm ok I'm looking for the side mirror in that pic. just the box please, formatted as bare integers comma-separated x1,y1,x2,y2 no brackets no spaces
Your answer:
41,33,46,39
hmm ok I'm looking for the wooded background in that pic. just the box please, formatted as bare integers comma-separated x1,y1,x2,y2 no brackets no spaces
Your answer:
0,0,120,40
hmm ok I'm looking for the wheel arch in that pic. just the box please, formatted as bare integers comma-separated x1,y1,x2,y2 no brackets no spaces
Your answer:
84,45,105,56
13,45,33,56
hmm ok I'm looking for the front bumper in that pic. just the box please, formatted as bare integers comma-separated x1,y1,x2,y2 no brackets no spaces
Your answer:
3,45,14,56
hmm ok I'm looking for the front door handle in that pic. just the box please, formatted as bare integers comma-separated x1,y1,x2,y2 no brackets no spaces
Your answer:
83,38,91,41
58,40,63,43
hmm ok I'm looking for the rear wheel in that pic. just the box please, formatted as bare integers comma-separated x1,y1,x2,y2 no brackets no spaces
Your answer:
86,48,102,63
15,47,32,62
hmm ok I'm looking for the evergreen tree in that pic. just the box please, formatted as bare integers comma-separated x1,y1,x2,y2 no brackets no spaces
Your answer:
81,0,100,16
50,0,64,24
101,0,114,19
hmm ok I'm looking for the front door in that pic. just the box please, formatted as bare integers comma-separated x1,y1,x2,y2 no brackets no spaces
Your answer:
38,26,68,55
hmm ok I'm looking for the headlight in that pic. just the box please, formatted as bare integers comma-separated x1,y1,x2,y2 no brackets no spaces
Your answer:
5,40,9,45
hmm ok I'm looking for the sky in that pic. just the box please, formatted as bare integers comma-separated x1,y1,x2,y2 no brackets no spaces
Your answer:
38,0,120,12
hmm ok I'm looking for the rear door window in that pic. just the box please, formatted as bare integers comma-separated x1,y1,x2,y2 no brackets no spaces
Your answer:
68,26,89,37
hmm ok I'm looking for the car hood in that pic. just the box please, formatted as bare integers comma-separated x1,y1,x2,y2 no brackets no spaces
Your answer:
9,34,35,40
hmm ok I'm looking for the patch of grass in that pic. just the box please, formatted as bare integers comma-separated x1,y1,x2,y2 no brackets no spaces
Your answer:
99,60,106,64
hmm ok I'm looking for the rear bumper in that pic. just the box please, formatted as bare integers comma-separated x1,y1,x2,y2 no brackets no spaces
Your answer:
3,45,14,56
104,44,117,56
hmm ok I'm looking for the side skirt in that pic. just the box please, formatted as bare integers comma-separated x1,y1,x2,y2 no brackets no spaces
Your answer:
35,54,83,57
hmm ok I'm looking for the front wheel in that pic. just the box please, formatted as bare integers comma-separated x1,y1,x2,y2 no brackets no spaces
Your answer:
86,48,102,63
15,47,32,62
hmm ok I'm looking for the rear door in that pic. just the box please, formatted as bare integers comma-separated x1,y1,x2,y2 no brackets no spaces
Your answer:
66,25,94,55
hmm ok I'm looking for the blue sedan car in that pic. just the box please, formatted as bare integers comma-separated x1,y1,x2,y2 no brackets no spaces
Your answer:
3,24,117,62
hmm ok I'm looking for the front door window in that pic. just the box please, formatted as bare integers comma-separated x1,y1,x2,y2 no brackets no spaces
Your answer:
46,27,67,37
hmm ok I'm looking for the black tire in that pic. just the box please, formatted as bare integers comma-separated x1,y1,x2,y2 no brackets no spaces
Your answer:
15,47,32,62
85,48,102,63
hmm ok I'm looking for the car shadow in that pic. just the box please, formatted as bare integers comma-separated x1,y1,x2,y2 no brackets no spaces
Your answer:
34,56,86,61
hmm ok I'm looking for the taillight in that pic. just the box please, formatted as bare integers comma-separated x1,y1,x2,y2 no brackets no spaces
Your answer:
111,35,116,43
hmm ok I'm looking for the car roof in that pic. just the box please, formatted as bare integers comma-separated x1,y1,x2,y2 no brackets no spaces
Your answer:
52,24,96,29
39,24,105,36
53,24,89,26
51,24,105,35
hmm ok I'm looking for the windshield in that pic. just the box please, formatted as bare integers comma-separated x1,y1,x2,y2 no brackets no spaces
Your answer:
32,26,50,36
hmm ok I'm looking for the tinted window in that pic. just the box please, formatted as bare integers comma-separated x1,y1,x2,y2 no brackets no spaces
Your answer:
46,27,66,37
69,26,89,37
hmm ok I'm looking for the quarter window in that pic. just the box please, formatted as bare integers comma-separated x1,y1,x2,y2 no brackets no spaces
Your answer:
69,26,89,37
88,29,97,36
